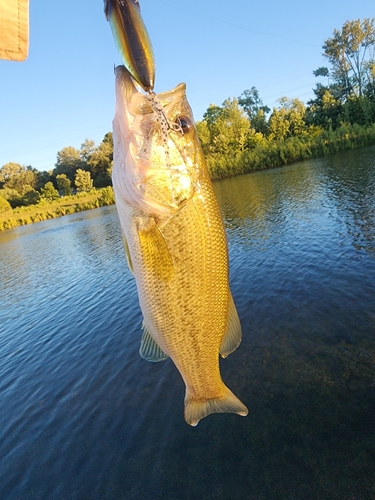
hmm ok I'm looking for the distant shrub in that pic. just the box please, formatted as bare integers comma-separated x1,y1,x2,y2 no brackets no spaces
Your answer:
99,186,115,206
0,195,12,213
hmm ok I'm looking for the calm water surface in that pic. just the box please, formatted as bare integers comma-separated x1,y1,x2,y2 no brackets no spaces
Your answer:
1,147,375,499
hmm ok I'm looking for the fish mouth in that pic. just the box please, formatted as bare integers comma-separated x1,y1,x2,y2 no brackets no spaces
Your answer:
114,65,187,117
114,65,139,112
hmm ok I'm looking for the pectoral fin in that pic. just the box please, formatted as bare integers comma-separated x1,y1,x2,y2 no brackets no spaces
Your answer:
220,293,242,358
139,321,169,362
122,233,134,275
137,218,174,280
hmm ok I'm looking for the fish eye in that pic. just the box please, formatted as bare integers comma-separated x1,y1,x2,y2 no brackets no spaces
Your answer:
175,115,192,134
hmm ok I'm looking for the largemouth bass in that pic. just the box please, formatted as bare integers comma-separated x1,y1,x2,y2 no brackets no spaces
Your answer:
112,65,248,426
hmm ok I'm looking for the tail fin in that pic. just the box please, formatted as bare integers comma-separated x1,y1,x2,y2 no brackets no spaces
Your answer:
184,385,248,426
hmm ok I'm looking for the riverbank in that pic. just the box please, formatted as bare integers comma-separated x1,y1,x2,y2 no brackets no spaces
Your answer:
1,126,375,232
206,122,375,179
0,187,115,231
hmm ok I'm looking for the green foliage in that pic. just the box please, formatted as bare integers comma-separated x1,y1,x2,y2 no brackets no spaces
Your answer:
53,146,83,182
41,182,59,201
0,195,11,213
204,123,375,180
87,133,113,188
99,186,115,206
268,98,307,141
322,18,375,99
35,170,52,191
1,18,375,218
238,87,270,134
56,174,71,196
201,98,254,156
0,187,116,231
21,188,40,206
75,169,93,192
0,162,38,194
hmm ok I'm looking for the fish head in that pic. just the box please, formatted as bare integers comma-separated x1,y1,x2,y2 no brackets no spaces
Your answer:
112,65,204,218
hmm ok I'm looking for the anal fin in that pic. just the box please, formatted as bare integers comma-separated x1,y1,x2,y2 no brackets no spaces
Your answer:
220,293,242,358
139,321,169,362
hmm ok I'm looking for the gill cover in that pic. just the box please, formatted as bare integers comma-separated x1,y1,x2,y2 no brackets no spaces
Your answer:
104,0,155,91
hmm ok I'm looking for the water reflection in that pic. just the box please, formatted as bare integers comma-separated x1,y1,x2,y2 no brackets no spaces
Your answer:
322,147,375,255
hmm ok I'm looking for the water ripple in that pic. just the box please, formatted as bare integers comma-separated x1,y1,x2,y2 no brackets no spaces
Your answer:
1,150,375,499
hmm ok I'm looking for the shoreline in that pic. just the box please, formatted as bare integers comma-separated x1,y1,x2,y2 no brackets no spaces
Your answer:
1,136,375,232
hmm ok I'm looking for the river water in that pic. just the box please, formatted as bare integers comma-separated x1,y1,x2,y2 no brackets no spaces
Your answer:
1,147,375,499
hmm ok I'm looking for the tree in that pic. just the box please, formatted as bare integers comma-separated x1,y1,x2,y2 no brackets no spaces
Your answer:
196,120,211,155
268,98,307,141
21,188,40,206
306,84,342,129
0,162,23,184
0,187,22,208
80,139,96,163
322,18,375,99
201,99,252,155
75,169,93,192
41,182,59,201
35,170,52,191
0,163,37,194
238,87,270,134
87,133,113,187
56,174,71,196
54,146,83,182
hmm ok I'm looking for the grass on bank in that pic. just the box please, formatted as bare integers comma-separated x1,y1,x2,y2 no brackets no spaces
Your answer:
206,122,375,179
1,122,375,232
0,186,115,231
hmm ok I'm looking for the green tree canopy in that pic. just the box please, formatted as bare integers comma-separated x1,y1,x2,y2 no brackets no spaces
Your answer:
202,98,252,155
0,163,38,194
75,169,93,192
41,182,59,201
56,174,71,196
87,133,113,187
54,146,84,182
238,87,270,134
322,18,375,99
268,98,307,141
80,139,96,163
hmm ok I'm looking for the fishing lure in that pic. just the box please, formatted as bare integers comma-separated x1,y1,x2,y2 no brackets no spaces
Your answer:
104,0,155,91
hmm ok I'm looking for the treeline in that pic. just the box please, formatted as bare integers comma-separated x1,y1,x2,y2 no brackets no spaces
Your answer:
0,132,113,211
0,132,114,231
1,18,375,228
196,18,375,179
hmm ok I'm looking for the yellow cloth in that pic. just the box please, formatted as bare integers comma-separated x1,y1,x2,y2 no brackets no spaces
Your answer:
0,0,29,61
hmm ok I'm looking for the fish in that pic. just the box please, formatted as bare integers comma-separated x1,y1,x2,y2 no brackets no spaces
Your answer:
111,65,248,426
104,0,155,91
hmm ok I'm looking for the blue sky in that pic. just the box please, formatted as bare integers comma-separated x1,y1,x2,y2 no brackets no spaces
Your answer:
0,0,374,172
